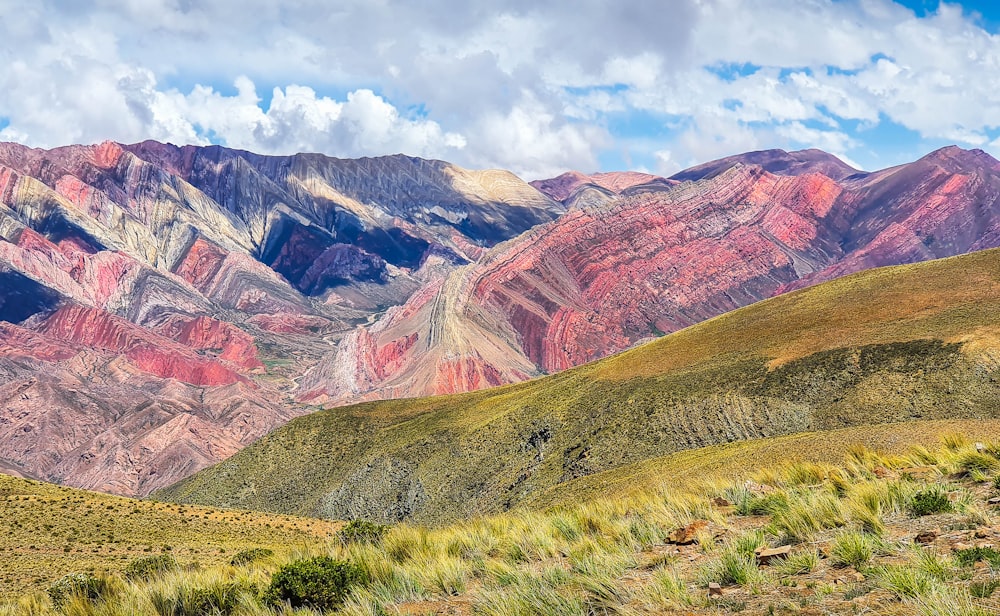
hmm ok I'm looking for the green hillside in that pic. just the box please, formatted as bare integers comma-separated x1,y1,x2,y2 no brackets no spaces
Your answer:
0,474,336,599
156,248,1000,524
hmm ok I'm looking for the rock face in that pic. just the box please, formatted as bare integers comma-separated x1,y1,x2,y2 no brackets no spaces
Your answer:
305,146,1000,402
0,140,560,495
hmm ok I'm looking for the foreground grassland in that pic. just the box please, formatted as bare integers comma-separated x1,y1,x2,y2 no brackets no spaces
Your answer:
0,475,337,600
530,419,1000,507
11,432,1000,614
159,249,1000,523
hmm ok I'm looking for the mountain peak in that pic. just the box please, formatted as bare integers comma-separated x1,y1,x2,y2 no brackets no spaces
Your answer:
670,147,859,182
530,170,671,201
917,145,1000,172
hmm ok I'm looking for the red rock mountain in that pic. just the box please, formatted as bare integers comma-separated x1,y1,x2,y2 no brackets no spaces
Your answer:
301,146,1000,403
0,141,561,495
1,142,998,495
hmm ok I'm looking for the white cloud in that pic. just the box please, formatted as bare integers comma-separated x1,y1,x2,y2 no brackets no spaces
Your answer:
775,122,862,168
0,0,999,178
467,94,611,178
652,149,679,176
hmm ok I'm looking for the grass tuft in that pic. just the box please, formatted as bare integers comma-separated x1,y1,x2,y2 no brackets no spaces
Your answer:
829,531,880,569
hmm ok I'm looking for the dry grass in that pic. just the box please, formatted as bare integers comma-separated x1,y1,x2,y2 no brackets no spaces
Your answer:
11,433,1000,614
528,419,1000,508
0,474,336,600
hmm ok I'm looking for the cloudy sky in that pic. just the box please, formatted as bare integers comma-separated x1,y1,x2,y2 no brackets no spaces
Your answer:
1,0,999,178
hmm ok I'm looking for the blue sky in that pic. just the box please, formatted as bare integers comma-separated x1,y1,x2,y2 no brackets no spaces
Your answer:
1,0,999,178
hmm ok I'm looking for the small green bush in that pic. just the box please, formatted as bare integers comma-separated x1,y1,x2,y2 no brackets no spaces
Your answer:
124,554,179,581
970,579,1000,599
698,550,766,589
725,485,789,517
264,556,366,611
338,519,391,546
954,546,1000,568
181,582,246,615
909,486,953,517
230,547,274,566
47,573,110,606
774,549,819,576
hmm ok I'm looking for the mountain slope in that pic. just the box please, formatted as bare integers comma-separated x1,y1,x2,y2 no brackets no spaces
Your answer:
0,141,559,495
307,146,1000,403
157,248,1000,524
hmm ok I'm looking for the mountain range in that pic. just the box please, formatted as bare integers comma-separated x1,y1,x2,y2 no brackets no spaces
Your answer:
157,247,1000,523
0,141,999,496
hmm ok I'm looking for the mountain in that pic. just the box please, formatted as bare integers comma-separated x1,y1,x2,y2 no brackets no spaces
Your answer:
303,146,1000,404
156,247,1000,524
0,141,560,495
2,141,999,497
667,147,860,182
529,170,677,199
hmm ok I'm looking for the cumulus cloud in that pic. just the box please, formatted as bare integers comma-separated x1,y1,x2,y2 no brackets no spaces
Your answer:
0,0,999,177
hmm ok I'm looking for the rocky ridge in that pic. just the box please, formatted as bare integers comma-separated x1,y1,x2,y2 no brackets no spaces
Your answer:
304,146,1000,403
0,140,559,495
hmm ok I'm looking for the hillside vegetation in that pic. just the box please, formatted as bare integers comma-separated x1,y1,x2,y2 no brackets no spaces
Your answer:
158,248,1000,524
13,434,1000,615
0,474,336,599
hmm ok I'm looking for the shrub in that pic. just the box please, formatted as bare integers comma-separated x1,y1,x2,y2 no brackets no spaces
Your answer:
909,486,953,517
770,490,847,542
914,549,955,582
647,566,692,607
953,546,1000,568
698,549,767,589
264,556,367,611
230,547,274,566
338,519,391,546
912,588,991,616
730,529,769,558
970,580,1000,599
47,573,110,607
124,554,179,581
774,549,819,576
181,582,247,615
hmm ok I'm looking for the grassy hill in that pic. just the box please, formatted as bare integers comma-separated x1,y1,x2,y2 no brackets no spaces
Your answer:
0,474,336,599
156,248,1000,524
527,419,1000,509
12,434,1000,614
